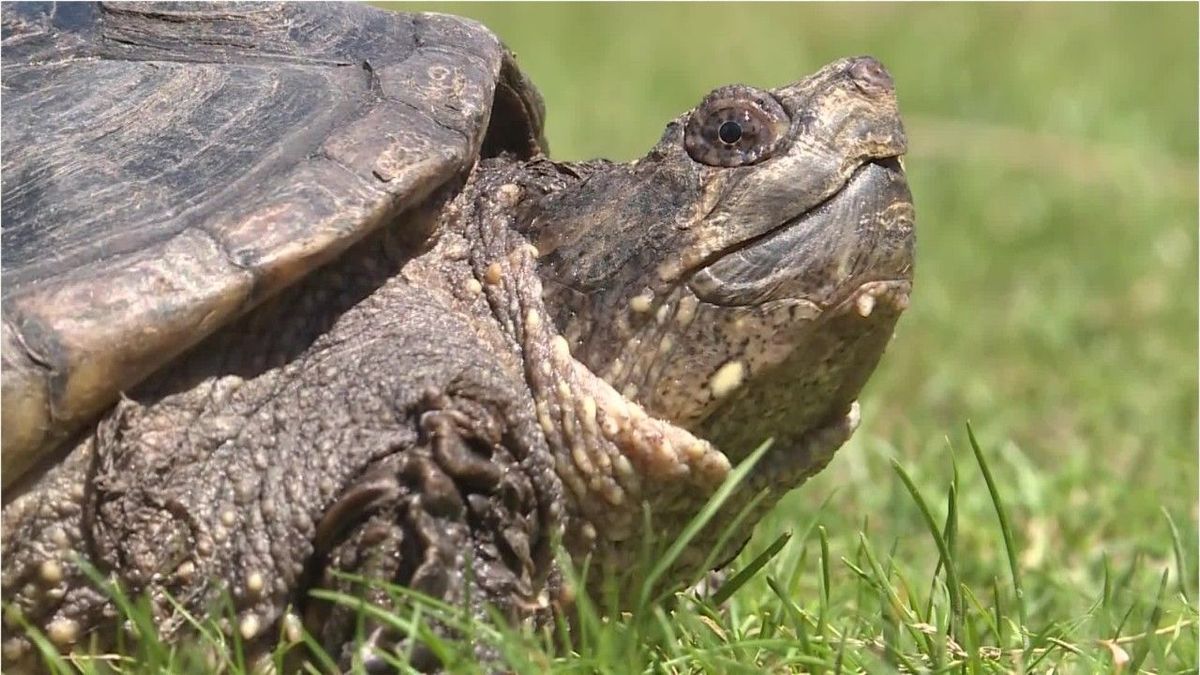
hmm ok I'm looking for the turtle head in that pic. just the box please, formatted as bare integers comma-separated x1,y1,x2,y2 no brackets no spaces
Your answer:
524,56,914,471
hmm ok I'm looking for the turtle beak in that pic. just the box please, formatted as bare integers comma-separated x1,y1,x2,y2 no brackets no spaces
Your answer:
686,152,914,311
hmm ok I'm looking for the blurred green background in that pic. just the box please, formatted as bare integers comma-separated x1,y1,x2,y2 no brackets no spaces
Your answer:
387,0,1197,645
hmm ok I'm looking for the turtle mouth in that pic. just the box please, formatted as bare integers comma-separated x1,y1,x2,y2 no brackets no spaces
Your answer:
686,155,915,313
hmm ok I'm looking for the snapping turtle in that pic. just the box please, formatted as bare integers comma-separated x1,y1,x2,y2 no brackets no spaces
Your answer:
1,1,914,669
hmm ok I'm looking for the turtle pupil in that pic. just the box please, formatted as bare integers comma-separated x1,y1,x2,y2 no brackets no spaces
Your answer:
717,120,742,144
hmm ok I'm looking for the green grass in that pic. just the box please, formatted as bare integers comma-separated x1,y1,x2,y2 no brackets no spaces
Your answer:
16,3,1199,672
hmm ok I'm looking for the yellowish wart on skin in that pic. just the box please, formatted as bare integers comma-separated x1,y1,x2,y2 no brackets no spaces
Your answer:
46,619,79,646
246,571,265,595
675,295,698,326
552,335,571,360
3,637,29,660
856,293,875,317
655,303,671,325
38,559,63,585
614,454,634,479
49,527,69,548
484,262,503,284
581,521,597,540
658,335,673,354
177,560,196,580
283,613,304,643
603,481,625,505
496,183,521,206
239,613,261,640
537,402,554,435
710,361,746,399
607,356,625,380
572,447,594,476
657,260,681,281
629,290,654,313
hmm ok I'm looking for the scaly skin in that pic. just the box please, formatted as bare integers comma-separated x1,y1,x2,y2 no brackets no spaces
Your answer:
2,56,914,671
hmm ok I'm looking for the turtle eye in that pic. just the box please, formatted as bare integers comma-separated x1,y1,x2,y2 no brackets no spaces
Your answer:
684,85,790,167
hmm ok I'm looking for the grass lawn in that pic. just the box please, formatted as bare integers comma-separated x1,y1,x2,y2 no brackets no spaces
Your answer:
18,3,1199,672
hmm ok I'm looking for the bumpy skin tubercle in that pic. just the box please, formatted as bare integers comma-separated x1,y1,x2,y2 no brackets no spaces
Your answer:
1,20,914,670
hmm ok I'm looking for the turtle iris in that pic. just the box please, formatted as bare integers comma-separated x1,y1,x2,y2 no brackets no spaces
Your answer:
684,84,790,167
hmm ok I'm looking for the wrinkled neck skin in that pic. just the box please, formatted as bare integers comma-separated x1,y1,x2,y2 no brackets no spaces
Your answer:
455,158,739,589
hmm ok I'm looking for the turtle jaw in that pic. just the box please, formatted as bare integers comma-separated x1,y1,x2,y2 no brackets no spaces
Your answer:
622,153,913,454
678,273,909,473
685,156,915,313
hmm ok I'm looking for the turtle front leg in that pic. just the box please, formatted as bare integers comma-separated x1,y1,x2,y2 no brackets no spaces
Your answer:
1,439,112,671
308,404,557,671
1,268,567,671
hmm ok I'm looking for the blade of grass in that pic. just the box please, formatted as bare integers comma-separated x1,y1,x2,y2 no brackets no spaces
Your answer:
818,525,831,612
1115,551,1144,603
695,487,772,590
1162,507,1193,606
816,524,833,643
853,532,936,662
966,422,1029,654
993,577,1007,647
961,584,1003,647
1128,568,1171,673
298,627,340,675
833,624,849,674
783,491,839,595
765,576,812,655
891,459,963,641
711,531,791,605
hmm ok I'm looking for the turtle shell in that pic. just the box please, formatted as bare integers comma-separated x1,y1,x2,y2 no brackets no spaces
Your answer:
0,2,546,486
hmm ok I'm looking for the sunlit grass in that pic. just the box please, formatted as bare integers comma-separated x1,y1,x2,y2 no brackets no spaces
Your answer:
15,429,1196,672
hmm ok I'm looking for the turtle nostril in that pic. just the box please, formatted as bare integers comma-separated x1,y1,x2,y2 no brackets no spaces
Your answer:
847,57,894,96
